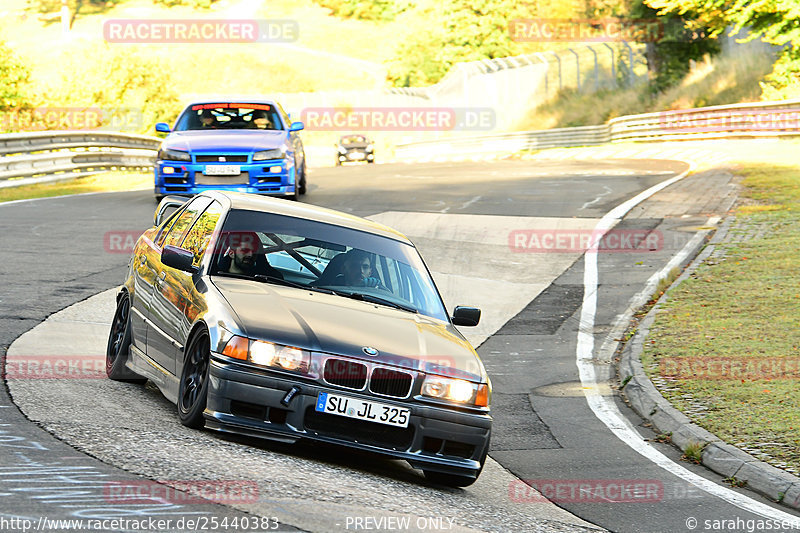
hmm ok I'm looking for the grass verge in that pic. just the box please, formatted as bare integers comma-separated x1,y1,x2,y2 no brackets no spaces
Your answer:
0,171,152,203
642,163,800,475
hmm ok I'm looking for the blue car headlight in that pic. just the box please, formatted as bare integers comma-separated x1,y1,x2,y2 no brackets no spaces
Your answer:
253,148,286,161
157,148,191,162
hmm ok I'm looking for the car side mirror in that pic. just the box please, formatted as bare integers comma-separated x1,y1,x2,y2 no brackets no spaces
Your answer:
162,245,197,273
452,306,481,327
289,121,304,132
155,122,171,133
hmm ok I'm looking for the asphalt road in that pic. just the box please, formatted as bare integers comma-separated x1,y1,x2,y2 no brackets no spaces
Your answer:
1,159,797,532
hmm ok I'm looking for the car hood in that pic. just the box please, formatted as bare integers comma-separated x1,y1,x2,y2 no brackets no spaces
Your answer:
212,277,486,381
163,130,286,152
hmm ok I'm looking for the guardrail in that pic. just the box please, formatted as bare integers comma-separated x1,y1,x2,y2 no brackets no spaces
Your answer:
0,131,160,189
394,99,800,159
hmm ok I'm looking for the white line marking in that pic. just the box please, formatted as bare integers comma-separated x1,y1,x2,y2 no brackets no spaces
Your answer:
580,186,613,210
577,164,799,520
460,195,482,210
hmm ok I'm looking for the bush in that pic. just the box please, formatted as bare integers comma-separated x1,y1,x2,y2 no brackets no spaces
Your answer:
314,0,407,22
0,42,30,110
42,46,181,133
387,0,525,87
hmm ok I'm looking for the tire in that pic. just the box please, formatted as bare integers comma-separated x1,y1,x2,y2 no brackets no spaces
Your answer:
335,159,341,166
105,294,147,383
298,161,307,195
178,329,211,429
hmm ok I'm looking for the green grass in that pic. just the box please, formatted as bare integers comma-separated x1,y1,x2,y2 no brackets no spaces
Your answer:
0,171,152,203
643,163,800,475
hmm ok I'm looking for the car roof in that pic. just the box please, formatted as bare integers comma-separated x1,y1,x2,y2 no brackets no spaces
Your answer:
204,192,412,244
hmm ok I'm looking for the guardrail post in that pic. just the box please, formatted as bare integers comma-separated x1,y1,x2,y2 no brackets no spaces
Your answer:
586,46,599,93
602,43,615,87
568,48,580,92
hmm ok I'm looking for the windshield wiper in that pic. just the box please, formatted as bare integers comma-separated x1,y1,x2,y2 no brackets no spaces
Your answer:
339,292,418,314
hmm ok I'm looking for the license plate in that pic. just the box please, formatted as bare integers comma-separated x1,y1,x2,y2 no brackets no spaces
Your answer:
348,152,365,160
204,165,240,175
315,392,410,428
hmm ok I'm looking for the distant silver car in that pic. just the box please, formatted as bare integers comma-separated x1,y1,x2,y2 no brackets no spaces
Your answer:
336,134,374,165
107,191,492,487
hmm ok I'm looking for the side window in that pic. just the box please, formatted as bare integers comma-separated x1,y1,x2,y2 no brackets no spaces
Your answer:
162,197,212,249
181,201,223,267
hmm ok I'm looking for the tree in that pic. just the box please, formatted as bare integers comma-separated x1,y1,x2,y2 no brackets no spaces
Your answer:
0,43,30,111
646,0,800,96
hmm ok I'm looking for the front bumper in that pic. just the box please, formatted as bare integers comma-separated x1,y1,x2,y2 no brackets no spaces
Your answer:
205,356,492,478
154,159,296,197
338,149,374,163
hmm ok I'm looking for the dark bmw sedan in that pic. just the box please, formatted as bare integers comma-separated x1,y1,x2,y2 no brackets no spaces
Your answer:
107,191,491,486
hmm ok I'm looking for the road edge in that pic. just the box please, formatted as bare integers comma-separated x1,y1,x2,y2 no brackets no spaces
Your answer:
617,214,800,511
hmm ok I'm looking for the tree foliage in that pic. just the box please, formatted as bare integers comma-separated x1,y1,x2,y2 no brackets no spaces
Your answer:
0,43,30,111
646,0,800,96
314,0,409,21
387,0,532,87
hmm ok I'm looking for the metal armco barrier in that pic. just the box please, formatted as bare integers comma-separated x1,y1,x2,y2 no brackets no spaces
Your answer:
395,98,800,159
0,131,160,189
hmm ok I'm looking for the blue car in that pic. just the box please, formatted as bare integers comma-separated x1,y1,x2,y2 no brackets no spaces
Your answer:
153,100,307,201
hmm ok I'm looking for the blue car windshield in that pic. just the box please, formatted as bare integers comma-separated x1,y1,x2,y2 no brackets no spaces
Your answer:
175,103,283,131
210,210,449,322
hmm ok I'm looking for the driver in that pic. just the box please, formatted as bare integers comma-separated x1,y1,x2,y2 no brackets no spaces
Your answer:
223,232,283,279
199,109,217,129
338,249,382,288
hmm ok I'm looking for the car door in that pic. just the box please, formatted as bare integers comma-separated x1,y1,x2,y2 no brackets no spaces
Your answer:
129,209,182,353
147,196,212,374
169,200,224,380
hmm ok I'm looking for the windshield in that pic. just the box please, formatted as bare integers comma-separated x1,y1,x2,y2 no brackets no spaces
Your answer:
174,103,284,131
209,210,449,321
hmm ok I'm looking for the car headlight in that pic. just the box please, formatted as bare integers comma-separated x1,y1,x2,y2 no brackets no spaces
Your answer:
366,144,374,152
338,147,347,154
157,148,191,162
421,375,490,407
221,335,310,373
253,148,286,161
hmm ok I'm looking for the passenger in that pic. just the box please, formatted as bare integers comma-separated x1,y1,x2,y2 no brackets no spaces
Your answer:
252,109,272,130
